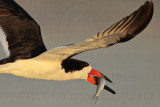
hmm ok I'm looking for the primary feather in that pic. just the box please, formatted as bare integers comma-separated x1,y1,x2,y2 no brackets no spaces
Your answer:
0,0,46,64
43,1,153,60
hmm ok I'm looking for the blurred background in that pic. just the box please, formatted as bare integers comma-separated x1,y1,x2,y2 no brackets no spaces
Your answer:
0,0,160,107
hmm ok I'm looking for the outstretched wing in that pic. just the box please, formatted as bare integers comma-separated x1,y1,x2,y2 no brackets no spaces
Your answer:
0,0,46,63
43,1,153,60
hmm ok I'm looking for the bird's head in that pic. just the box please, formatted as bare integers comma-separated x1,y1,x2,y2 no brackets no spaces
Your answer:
87,69,116,94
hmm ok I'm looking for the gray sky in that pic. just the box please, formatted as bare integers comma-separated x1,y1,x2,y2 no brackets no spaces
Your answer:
0,0,160,107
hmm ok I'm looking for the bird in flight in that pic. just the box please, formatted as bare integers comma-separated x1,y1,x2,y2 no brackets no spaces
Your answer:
0,0,153,94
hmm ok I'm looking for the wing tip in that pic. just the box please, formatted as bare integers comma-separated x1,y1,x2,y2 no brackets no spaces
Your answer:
119,1,154,42
127,1,154,35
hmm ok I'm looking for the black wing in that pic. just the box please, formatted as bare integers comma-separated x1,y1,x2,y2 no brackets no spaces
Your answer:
0,0,47,64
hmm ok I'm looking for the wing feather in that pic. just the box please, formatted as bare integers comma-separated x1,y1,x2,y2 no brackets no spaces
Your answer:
40,1,153,60
0,0,46,63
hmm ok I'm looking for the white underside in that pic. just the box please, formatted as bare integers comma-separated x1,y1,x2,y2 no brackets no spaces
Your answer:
0,55,92,81
0,27,10,57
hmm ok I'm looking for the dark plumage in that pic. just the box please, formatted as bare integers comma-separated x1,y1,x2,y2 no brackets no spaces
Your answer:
0,0,154,95
0,0,46,64
61,58,89,73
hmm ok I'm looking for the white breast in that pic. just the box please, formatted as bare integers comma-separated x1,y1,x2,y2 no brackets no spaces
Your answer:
0,58,92,81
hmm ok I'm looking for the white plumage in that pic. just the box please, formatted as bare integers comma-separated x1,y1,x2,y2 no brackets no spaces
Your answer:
0,0,153,94
0,58,92,81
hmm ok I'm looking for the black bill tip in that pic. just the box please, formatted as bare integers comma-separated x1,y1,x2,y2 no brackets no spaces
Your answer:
100,73,113,83
104,85,116,94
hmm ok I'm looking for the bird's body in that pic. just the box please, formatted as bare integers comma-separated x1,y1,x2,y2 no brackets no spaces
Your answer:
0,57,91,81
0,0,154,94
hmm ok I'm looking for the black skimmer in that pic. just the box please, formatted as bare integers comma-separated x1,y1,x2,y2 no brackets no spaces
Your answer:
0,0,153,94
